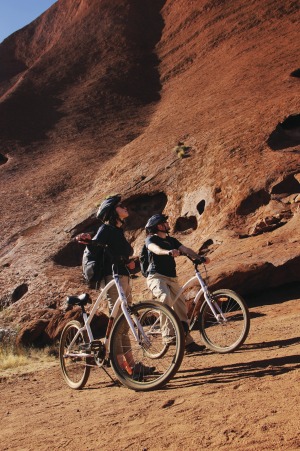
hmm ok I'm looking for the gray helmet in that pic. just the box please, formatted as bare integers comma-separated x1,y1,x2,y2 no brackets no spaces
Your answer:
96,195,121,221
145,214,168,231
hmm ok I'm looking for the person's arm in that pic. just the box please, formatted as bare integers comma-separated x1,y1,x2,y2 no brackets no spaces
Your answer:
147,242,181,257
178,244,210,263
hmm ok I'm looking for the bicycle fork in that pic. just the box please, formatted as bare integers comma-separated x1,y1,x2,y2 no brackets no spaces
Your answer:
195,271,227,323
113,273,151,347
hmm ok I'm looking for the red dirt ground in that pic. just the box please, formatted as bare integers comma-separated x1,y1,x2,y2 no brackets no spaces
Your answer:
1,285,300,450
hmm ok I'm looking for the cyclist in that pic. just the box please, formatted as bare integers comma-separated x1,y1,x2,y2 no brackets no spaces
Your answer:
144,213,208,354
94,195,135,313
79,195,154,375
79,194,134,312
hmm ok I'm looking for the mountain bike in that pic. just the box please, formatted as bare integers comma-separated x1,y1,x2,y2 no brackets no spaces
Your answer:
59,252,185,391
174,256,250,353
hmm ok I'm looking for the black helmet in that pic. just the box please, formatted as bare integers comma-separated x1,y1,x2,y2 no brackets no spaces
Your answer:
96,195,121,221
145,214,168,231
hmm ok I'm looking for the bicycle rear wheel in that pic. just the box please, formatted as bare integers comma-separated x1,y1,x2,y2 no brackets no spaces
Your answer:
59,320,91,389
110,301,185,391
199,289,250,353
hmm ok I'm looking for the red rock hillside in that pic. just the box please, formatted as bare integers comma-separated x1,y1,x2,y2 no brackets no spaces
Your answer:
0,0,299,343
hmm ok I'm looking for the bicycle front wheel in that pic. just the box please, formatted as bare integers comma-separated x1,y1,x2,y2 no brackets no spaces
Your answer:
59,320,91,389
199,289,250,353
110,301,185,391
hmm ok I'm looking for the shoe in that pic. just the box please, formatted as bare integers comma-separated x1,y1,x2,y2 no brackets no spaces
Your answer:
132,362,155,375
132,362,156,380
185,341,205,355
163,335,176,345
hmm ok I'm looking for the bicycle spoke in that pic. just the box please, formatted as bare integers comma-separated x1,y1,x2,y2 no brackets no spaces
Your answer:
199,290,250,353
109,302,185,391
59,321,91,389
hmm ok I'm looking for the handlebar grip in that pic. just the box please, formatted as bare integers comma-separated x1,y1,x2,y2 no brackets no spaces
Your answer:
183,254,206,264
194,257,206,265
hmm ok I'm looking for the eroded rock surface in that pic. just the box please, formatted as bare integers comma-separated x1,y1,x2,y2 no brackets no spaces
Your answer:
0,0,299,340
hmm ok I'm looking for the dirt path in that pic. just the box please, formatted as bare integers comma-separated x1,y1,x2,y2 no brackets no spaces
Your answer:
1,286,300,450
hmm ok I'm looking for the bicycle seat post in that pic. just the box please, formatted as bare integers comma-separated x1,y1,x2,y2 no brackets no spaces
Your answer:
80,304,89,324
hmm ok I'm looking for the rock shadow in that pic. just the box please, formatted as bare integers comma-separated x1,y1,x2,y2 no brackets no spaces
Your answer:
271,173,300,195
0,83,65,145
174,215,197,233
53,241,84,267
69,216,103,239
0,153,8,165
111,0,166,105
238,174,299,238
247,281,300,308
125,192,168,231
213,259,300,297
198,239,214,254
290,68,300,78
236,189,270,216
267,114,300,151
197,200,205,215
12,283,28,302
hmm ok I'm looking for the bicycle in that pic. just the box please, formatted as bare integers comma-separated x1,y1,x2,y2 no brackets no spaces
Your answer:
59,249,185,391
174,256,250,353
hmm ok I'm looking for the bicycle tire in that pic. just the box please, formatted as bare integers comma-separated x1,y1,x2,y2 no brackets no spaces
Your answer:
59,320,91,389
109,301,185,391
199,289,250,353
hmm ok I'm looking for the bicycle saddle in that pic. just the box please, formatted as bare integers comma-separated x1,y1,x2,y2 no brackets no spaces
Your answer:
66,293,92,306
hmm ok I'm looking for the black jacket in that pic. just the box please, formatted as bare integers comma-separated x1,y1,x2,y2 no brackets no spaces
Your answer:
93,223,133,276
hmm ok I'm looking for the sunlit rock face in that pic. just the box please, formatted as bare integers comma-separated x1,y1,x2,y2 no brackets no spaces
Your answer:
0,0,299,340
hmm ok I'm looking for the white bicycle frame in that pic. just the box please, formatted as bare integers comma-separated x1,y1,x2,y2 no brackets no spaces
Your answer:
173,267,227,323
65,272,150,358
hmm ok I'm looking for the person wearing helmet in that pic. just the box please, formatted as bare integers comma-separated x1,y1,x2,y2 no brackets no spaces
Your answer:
78,195,155,376
80,195,134,313
145,213,208,354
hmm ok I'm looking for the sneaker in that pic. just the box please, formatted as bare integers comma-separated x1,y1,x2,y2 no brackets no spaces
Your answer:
185,341,205,355
163,335,176,345
132,362,156,380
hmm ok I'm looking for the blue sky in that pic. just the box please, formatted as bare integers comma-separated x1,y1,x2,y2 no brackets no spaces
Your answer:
0,0,57,43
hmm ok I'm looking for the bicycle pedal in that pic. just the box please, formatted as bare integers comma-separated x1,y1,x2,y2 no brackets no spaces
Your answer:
90,340,103,351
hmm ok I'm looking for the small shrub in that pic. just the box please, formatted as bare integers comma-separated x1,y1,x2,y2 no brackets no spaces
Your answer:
173,141,191,158
0,346,29,370
0,343,57,372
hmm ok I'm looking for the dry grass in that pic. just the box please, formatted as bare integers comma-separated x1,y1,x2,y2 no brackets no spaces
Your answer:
0,344,57,377
0,349,29,370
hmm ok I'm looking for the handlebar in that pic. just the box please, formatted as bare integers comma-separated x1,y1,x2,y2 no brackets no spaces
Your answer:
180,252,207,267
193,257,207,265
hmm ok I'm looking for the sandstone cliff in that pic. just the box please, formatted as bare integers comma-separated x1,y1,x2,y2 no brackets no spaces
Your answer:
0,0,299,341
